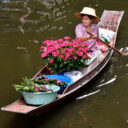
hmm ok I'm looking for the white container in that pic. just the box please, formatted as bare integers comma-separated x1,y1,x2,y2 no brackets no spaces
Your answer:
64,71,83,82
20,85,60,105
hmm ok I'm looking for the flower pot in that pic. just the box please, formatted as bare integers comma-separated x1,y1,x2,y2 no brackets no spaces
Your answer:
20,85,60,105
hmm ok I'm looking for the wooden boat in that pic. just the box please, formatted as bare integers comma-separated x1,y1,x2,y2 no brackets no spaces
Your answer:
1,10,124,115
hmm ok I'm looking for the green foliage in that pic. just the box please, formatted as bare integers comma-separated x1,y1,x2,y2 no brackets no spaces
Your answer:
33,75,67,86
13,75,66,92
47,57,86,73
13,77,35,92
20,77,34,86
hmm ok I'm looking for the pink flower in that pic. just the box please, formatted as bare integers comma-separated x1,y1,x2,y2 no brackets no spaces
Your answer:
65,48,70,52
76,39,81,42
41,53,48,58
70,48,75,51
44,76,48,79
64,36,70,40
69,42,73,46
76,51,83,56
40,85,45,87
58,39,63,42
59,43,65,47
59,55,64,59
40,46,44,50
61,49,66,54
42,40,50,45
47,49,54,54
84,42,89,47
65,53,71,58
49,59,54,63
52,50,59,57
73,42,79,47
73,56,78,60
57,80,62,83
35,88,39,91
63,41,69,46
82,48,89,54
66,52,73,56
64,56,69,60
82,55,87,59
78,47,83,51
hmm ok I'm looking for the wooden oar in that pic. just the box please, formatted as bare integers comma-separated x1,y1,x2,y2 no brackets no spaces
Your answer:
87,31,124,55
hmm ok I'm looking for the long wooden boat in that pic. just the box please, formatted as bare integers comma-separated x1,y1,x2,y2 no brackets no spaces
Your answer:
1,10,124,115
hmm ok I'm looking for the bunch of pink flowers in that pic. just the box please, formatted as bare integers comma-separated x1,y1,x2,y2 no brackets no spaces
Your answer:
40,36,90,73
33,85,53,92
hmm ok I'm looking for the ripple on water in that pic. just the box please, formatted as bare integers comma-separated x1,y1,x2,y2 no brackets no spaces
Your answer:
0,0,10,3
120,47,128,56
16,0,68,34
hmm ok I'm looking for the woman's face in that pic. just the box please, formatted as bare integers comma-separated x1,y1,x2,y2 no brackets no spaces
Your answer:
82,15,93,27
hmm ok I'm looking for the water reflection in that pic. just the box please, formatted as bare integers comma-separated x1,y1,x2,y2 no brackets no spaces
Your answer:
97,76,117,87
76,89,101,100
0,0,10,3
18,0,70,36
1,0,128,128
120,47,128,56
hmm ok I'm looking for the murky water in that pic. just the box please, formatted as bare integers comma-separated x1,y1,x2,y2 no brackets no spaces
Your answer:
0,0,128,128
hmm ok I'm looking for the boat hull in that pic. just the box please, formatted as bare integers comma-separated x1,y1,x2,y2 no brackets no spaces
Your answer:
1,10,124,115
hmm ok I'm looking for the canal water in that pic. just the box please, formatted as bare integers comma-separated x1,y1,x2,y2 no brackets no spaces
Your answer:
0,0,128,128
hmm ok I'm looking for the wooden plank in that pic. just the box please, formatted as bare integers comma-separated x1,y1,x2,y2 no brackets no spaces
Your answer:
1,99,37,114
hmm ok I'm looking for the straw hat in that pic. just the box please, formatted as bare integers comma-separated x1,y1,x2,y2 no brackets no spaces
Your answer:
74,7,100,23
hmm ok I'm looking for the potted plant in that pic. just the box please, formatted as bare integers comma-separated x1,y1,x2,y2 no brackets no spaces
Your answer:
34,75,72,93
13,77,60,105
33,75,67,86
40,37,90,73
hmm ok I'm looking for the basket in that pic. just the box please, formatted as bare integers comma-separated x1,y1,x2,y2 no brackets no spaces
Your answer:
21,85,60,105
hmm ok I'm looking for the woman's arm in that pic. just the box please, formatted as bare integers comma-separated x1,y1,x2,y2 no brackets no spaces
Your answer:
77,36,91,41
75,24,97,41
77,33,97,41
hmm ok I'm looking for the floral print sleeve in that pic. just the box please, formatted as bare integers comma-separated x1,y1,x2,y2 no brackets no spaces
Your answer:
75,23,100,51
75,23,99,37
75,24,83,37
95,24,99,36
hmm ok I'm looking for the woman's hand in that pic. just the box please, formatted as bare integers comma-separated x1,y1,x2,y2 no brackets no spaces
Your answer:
77,33,97,41
90,33,97,39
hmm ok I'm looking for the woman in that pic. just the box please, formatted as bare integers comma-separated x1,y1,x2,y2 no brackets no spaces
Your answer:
74,7,108,52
